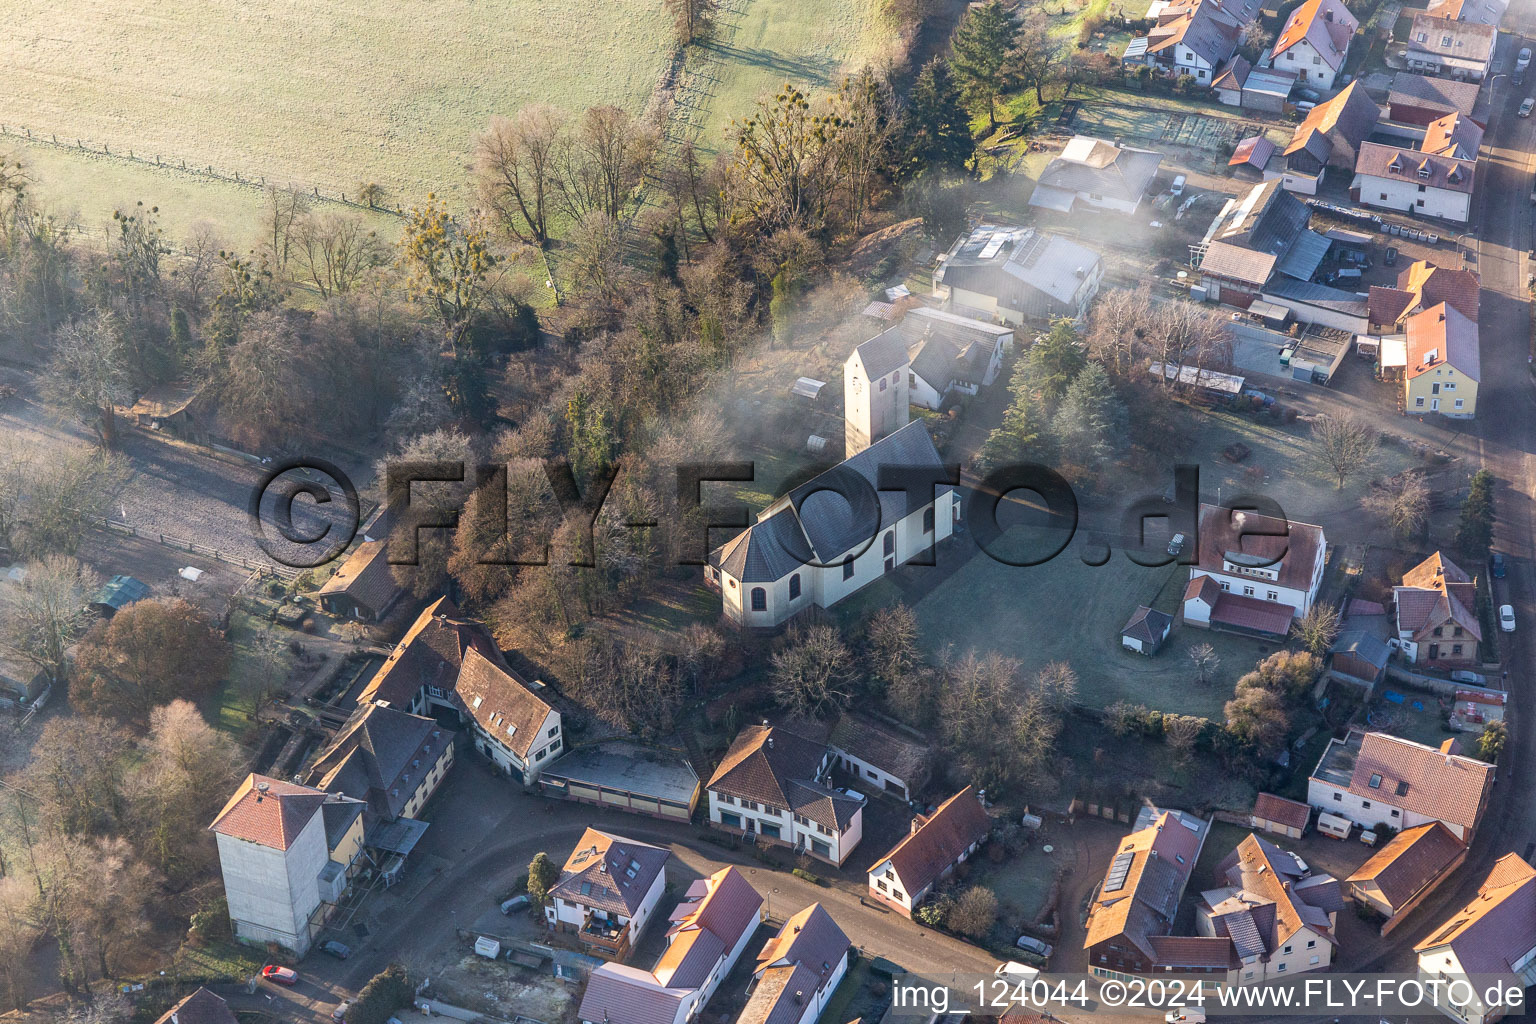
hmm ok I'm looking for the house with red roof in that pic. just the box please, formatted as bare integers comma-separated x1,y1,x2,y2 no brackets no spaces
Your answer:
740,905,852,1024
1393,551,1482,667
1347,821,1467,932
1085,809,1214,977
867,787,992,916
208,774,367,955
577,866,764,1024
1307,730,1495,841
547,829,671,962
1181,504,1328,637
1270,0,1358,92
1414,854,1536,1024
1250,792,1312,839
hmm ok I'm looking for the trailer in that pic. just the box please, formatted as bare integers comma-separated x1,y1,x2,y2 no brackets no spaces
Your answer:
1317,812,1352,839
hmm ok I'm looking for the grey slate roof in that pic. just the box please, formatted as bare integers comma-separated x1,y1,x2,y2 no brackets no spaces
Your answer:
1331,629,1391,669
305,703,451,821
851,326,910,380
1264,277,1369,315
1388,72,1480,119
712,510,811,584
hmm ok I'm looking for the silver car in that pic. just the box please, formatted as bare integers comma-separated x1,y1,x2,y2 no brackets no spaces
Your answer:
1016,935,1054,958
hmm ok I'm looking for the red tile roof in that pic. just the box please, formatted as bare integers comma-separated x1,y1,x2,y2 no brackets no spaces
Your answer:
1405,303,1480,382
1398,261,1481,323
1272,0,1357,69
1252,792,1311,831
455,646,554,760
208,774,329,850
1184,574,1223,606
1343,732,1494,833
1195,503,1325,593
1209,592,1295,636
1084,811,1206,960
1414,854,1536,974
754,903,850,991
869,787,992,898
1347,821,1465,911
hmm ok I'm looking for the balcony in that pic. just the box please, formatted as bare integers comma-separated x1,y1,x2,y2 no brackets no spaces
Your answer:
579,915,632,960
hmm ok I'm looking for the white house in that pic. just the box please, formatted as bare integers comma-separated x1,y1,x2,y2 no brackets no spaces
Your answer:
934,224,1103,324
1182,503,1327,637
705,724,864,866
707,421,956,630
827,713,930,801
1307,731,1495,841
209,775,367,956
1029,136,1165,215
899,307,1012,410
358,598,562,785
1197,834,1343,984
577,866,765,1024
740,904,852,1024
1403,13,1496,79
1353,143,1475,223
844,328,910,457
867,787,991,916
1414,854,1536,1024
546,829,670,962
1270,0,1357,92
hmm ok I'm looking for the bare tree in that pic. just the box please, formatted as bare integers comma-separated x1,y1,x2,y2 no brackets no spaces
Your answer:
554,105,656,222
19,715,130,837
770,621,853,719
724,85,842,231
664,0,713,43
1085,285,1153,377
1006,13,1068,104
830,68,898,233
178,220,225,314
0,554,96,684
217,311,316,448
1187,641,1220,684
15,441,128,557
1292,603,1342,657
133,700,247,881
476,106,566,248
946,886,998,938
1364,474,1430,538
1031,660,1078,711
261,185,310,276
0,876,39,1010
1310,413,1379,489
1148,300,1231,378
866,604,921,686
565,211,627,301
42,311,134,446
1163,714,1205,767
295,212,389,299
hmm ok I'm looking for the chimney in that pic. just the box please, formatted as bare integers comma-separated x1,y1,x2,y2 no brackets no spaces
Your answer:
911,818,922,836
795,992,805,1006
767,736,774,750
255,780,270,802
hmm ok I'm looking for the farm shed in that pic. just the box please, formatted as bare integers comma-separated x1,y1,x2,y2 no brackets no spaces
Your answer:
1330,629,1391,685
123,380,208,443
1120,605,1173,655
791,377,829,402
1250,792,1311,838
538,741,700,820
828,713,930,800
90,575,149,617
317,539,402,622
1345,821,1466,932
1243,68,1299,113
1148,362,1246,398
1262,279,1370,335
0,655,47,708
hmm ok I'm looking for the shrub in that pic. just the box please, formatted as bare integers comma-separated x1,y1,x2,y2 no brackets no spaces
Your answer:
792,867,825,885
947,886,999,939
915,894,954,927
350,965,412,1024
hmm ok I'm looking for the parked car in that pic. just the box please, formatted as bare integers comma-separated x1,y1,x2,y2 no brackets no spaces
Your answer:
1521,97,1536,117
1491,551,1507,578
500,894,531,915
262,966,298,985
996,961,1040,982
1519,47,1532,70
1500,604,1517,632
837,787,868,804
331,1003,351,1023
320,941,352,960
1295,87,1321,102
1451,670,1487,685
1170,174,1187,197
1015,935,1054,958
1167,1011,1207,1024
1167,533,1186,556
1385,246,1398,266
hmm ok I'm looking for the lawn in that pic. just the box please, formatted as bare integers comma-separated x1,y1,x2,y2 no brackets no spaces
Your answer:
206,609,295,737
0,0,675,218
971,842,1060,926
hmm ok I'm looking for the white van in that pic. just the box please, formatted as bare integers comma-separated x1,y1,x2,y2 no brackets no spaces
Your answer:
1317,811,1352,839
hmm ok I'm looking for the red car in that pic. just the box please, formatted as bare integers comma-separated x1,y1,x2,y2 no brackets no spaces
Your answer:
262,965,298,985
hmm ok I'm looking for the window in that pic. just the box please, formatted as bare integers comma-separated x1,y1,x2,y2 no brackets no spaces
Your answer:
720,811,741,828
1391,809,1400,817
1380,193,1389,201
883,531,895,556
1455,399,1464,409
1277,963,1287,973
789,574,801,600
1362,800,1372,810
720,794,734,805
923,507,935,533
1307,940,1316,949
1369,773,1382,789
1309,956,1321,965
877,880,888,892
1452,644,1463,655
1288,49,1296,59
548,726,559,738
1267,590,1279,601
1284,945,1293,954
879,378,888,392
1416,397,1425,408
1243,586,1255,596
750,587,767,611
1312,55,1320,64
1453,626,1463,636
842,555,855,580
1332,793,1342,801
1219,581,1230,591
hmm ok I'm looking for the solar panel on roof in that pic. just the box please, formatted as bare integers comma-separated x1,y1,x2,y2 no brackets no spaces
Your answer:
979,235,1007,260
1104,851,1135,893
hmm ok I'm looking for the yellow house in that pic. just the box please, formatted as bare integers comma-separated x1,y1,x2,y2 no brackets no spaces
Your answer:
1404,302,1479,418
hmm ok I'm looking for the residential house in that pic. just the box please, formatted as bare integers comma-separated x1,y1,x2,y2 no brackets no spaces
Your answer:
546,828,670,962
1394,551,1482,666
1196,180,1331,308
1425,0,1508,26
303,703,455,824
1414,854,1536,1024
1346,821,1467,932
1403,13,1496,79
1368,260,1480,334
826,713,930,800
1280,82,1381,194
898,307,1013,411
867,787,991,916
1422,111,1484,159
1130,0,1261,90
1386,73,1484,127
1197,834,1344,984
1029,136,1165,214
317,539,402,622
1213,56,1252,105
740,905,852,1024
1120,605,1173,654
1250,792,1311,839
706,421,957,630
1085,809,1216,978
933,224,1103,324
706,724,863,865
1403,304,1480,416
357,598,563,785
1353,142,1476,223
844,327,910,457
1181,503,1328,637
154,989,238,1024
209,775,367,956
576,866,764,1024
1307,730,1495,841
1270,0,1358,91
1329,629,1392,685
